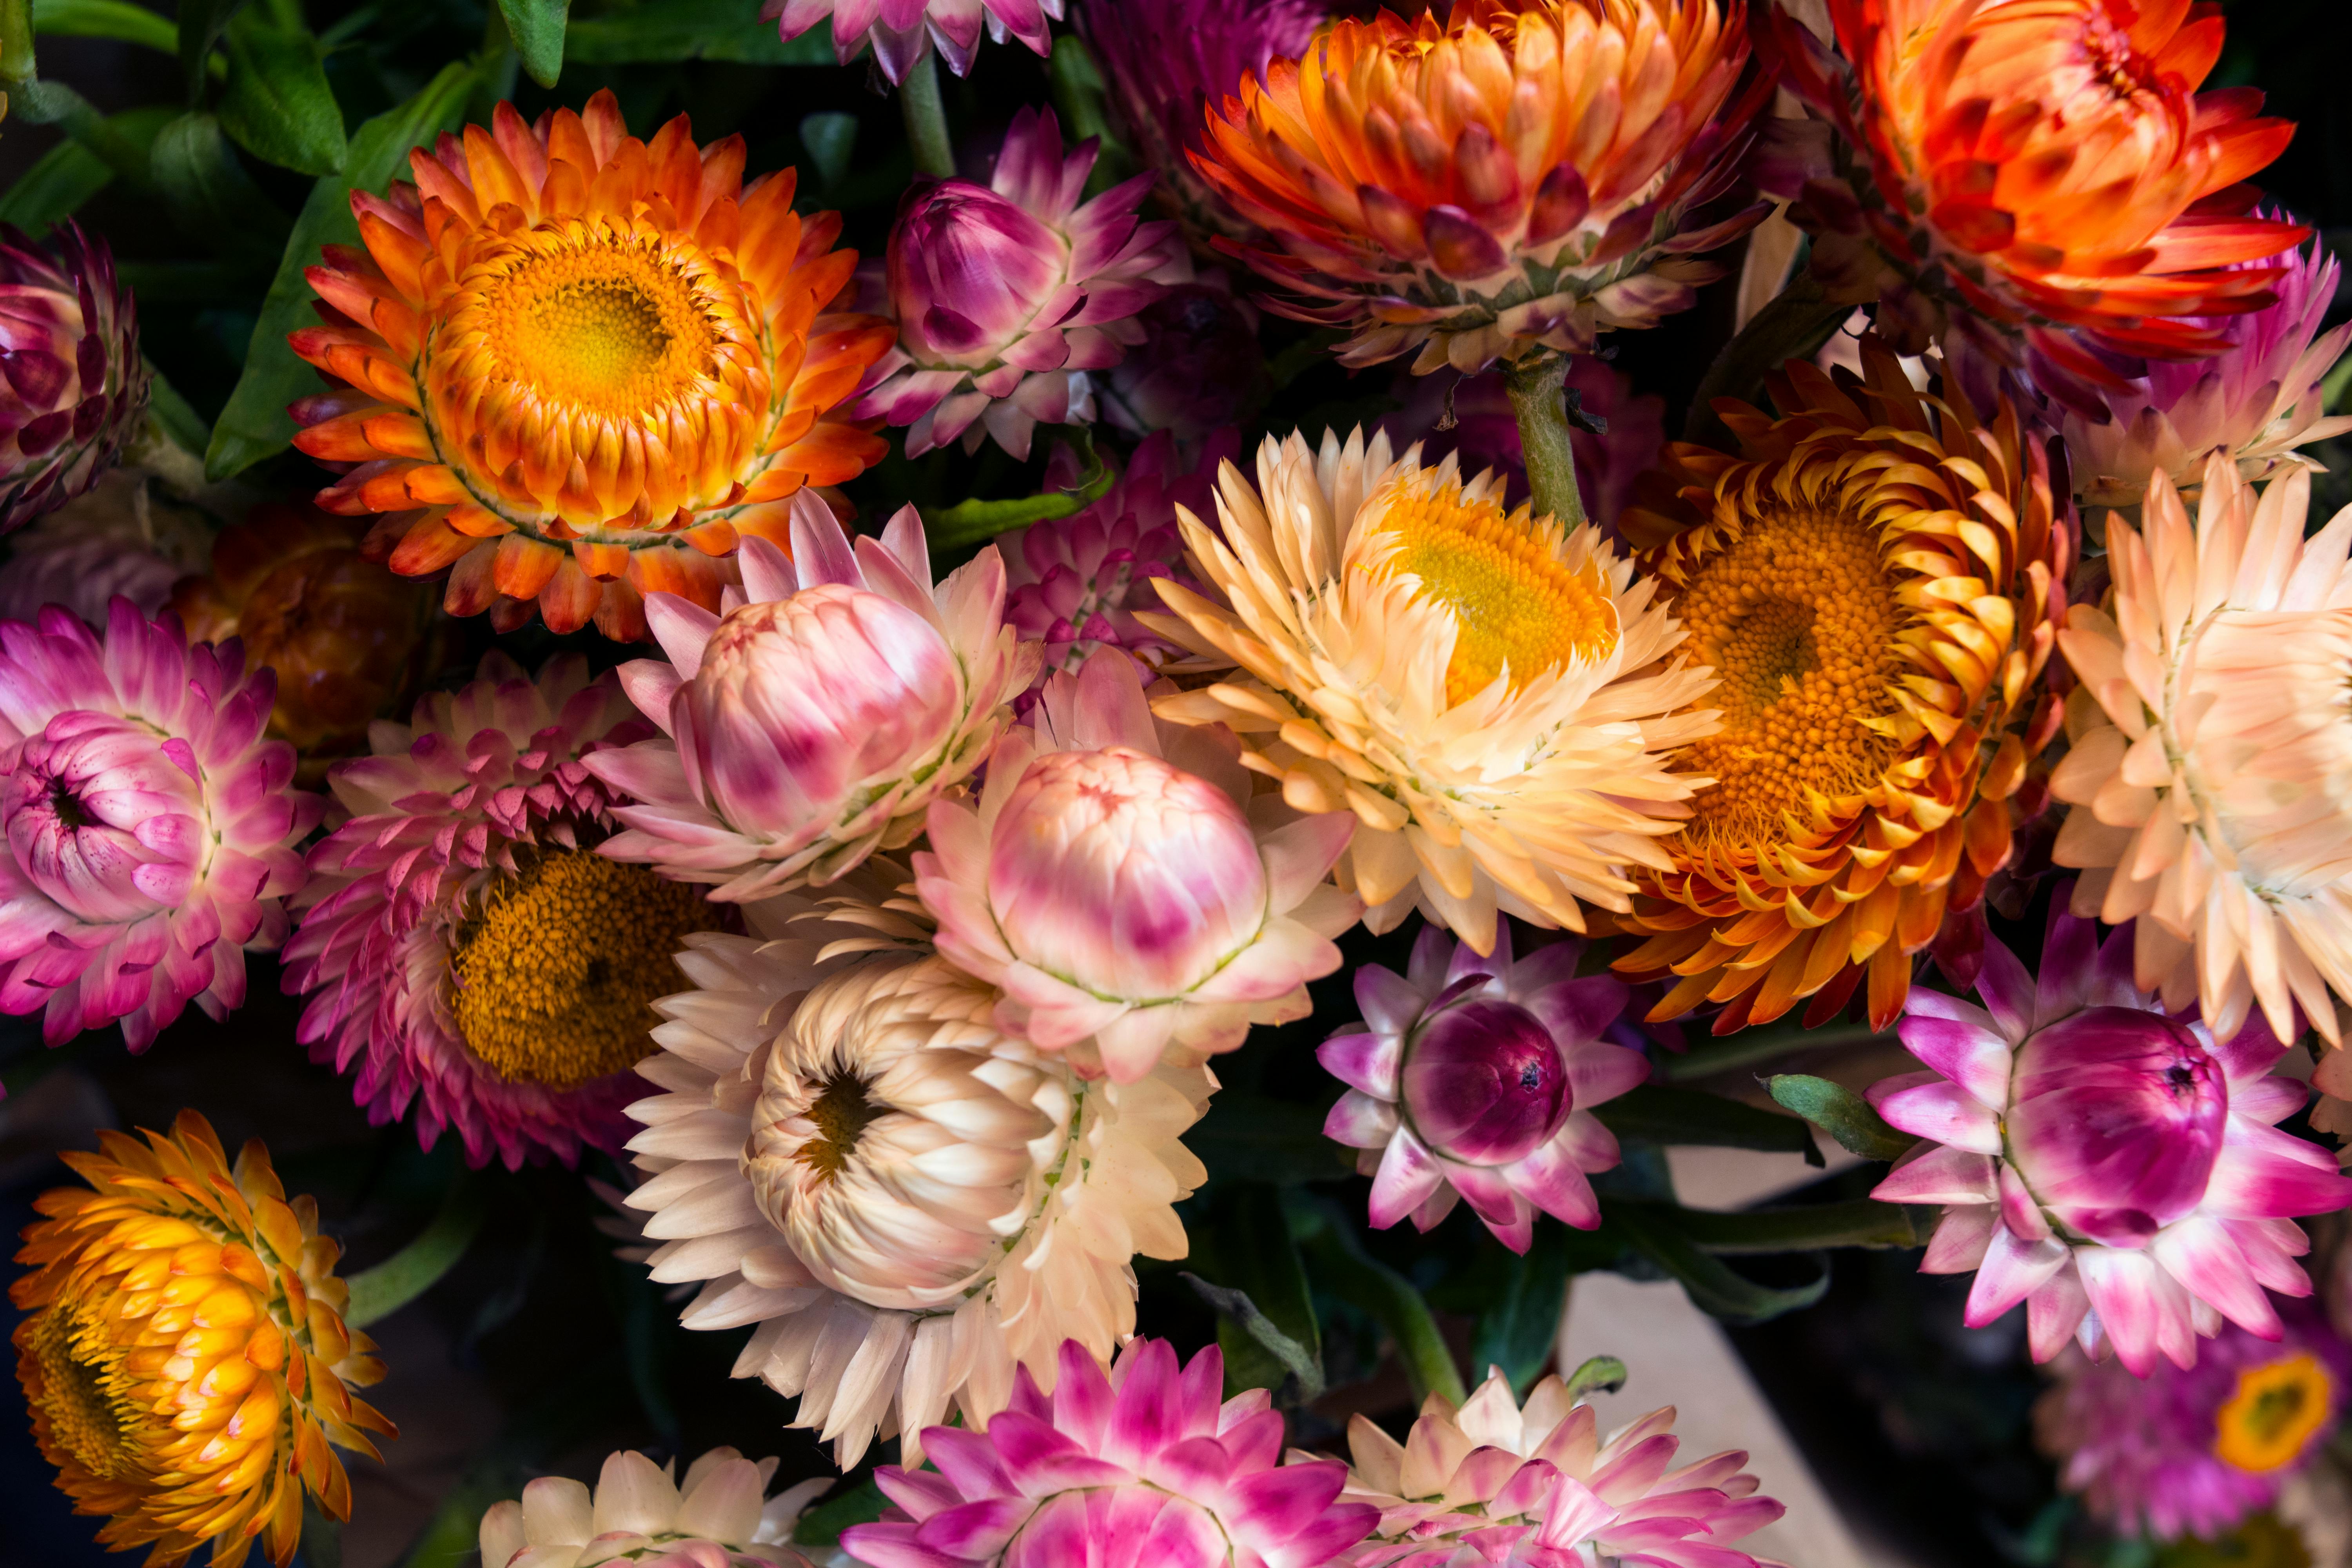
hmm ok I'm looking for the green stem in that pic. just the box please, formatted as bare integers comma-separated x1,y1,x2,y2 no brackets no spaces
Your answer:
343,1173,486,1328
1298,1211,1465,1406
1502,354,1588,530
900,49,955,180
1682,268,1850,447
0,0,34,91
1660,1021,1891,1084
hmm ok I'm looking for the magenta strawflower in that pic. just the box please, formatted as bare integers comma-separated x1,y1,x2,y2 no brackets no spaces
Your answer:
1869,894,2352,1374
283,652,718,1169
840,1338,1376,1568
1319,924,1647,1253
0,601,316,1050
853,108,1191,460
0,222,147,535
765,0,1062,82
2038,1298,2351,1542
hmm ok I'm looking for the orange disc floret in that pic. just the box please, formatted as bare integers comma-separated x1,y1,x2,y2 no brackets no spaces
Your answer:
11,1111,394,1568
1190,0,1771,375
1764,0,2305,385
289,89,896,642
1613,339,2071,1034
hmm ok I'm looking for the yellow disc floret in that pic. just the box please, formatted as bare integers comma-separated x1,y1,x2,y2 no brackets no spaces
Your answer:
468,230,725,420
2216,1354,2335,1474
451,849,724,1089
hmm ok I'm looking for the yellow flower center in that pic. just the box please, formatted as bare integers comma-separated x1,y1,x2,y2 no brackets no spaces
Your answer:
2215,1354,2335,1474
1374,484,1618,706
23,1301,138,1481
794,1070,883,1184
450,849,723,1089
1668,510,1903,852
473,231,723,419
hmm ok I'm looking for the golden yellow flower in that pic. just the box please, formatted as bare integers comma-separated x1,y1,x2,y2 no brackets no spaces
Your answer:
11,1112,394,1567
2216,1354,2336,1475
1613,340,2070,1032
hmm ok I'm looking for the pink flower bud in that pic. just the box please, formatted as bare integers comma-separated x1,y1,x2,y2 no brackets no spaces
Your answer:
890,187,1070,372
1397,995,1574,1167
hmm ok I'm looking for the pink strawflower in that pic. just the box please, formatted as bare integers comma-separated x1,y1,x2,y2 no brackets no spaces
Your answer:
584,493,1038,902
854,108,1191,460
915,650,1357,1082
1869,893,2352,1374
840,1338,1376,1568
764,0,1062,82
0,222,147,535
0,601,315,1051
0,470,212,627
282,653,711,1169
2037,1297,2352,1542
1319,924,1645,1253
1001,428,1230,689
1376,358,1666,532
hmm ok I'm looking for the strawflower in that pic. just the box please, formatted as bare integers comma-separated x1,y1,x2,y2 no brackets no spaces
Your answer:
841,1338,1375,1568
916,649,1358,1082
1320,924,1646,1250
855,107,1190,459
282,652,715,1169
0,468,212,627
1191,0,1771,374
584,496,1037,901
1613,342,2071,1033
1869,895,2352,1374
0,221,147,534
765,0,1061,83
2051,457,2352,1047
291,92,894,641
0,599,318,1049
1142,426,1719,955
479,1447,824,1568
11,1112,394,1568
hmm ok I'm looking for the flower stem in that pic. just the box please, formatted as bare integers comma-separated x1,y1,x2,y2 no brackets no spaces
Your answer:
901,50,956,180
1503,354,1588,530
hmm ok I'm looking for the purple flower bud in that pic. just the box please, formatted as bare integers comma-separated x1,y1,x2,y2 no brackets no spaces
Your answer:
1400,995,1574,1166
2006,1006,2231,1247
1099,276,1266,439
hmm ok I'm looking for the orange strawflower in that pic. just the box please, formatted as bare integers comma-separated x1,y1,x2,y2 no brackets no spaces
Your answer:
290,91,895,642
1191,0,1770,374
1613,341,2071,1033
11,1112,394,1567
1764,0,2305,386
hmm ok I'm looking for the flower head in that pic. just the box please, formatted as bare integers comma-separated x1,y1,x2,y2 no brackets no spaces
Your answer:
2051,457,2352,1047
1378,357,1666,530
0,468,213,628
171,504,439,782
0,600,319,1049
855,108,1191,460
291,92,894,642
2062,236,2352,510
1191,0,1771,374
842,1338,1375,1568
1613,342,2071,1033
1869,896,2352,1374
0,222,147,535
1340,1366,1785,1568
1319,924,1645,1250
283,653,711,1168
626,922,1210,1468
765,0,1062,82
916,650,1357,1082
2036,1299,2352,1542
11,1112,394,1568
1098,273,1269,439
584,497,1037,902
1143,427,1719,955
479,1446,823,1568
1764,0,2306,387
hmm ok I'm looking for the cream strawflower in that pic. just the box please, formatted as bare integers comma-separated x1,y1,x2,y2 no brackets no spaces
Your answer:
624,902,1209,1468
477,1447,823,1568
2052,456,2352,1046
1142,428,1718,955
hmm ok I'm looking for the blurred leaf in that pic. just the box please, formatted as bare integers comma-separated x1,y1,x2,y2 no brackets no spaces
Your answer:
151,110,292,266
1296,1198,1466,1405
1606,1200,1830,1325
9,79,161,182
207,59,475,480
177,0,242,102
793,1481,887,1548
925,428,1114,551
218,7,345,176
1561,1353,1627,1402
1768,1073,1914,1161
495,0,565,88
1469,1223,1571,1394
145,364,211,456
1186,1184,1322,1401
33,0,176,52
1184,1090,1349,1187
344,1172,486,1328
0,135,113,230
1655,1197,1923,1254
1185,1275,1325,1403
1592,1083,1822,1163
1659,1021,1889,1084
565,1,832,64
798,110,856,191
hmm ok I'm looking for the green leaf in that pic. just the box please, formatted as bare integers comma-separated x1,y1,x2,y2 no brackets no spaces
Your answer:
1186,1185,1322,1401
0,137,112,230
1767,1073,1915,1161
798,110,857,191
1561,1354,1627,1403
1296,1199,1466,1405
1185,1274,1325,1403
32,0,176,53
8,79,162,183
1591,1083,1822,1164
924,427,1116,551
495,0,565,88
344,1173,486,1328
177,0,241,103
206,59,475,481
1617,1197,1922,1255
792,1481,888,1548
1605,1200,1831,1325
142,363,213,471
564,0,832,64
217,8,345,176
151,110,292,266
1469,1223,1572,1395
1659,1021,1890,1084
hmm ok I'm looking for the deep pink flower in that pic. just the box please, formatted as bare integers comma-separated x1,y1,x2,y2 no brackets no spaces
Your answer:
854,109,1191,460
0,223,147,535
1870,894,2352,1374
0,601,317,1050
764,0,1061,81
1319,924,1646,1253
841,1338,1376,1568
